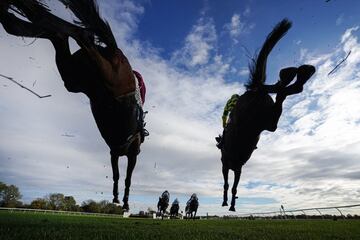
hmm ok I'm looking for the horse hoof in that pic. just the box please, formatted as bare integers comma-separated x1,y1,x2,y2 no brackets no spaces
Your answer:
112,198,120,204
229,206,236,212
222,201,228,207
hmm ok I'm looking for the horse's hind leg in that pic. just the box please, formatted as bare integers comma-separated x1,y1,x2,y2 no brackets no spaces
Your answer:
229,169,241,212
110,154,120,204
0,6,47,38
222,166,229,206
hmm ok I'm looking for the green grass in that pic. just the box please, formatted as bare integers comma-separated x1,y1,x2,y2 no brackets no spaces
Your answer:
1,211,360,240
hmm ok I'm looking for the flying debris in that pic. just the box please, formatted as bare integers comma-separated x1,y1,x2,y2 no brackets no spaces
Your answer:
106,176,108,179
32,80,37,87
61,133,75,137
0,73,51,98
154,162,157,169
328,51,351,76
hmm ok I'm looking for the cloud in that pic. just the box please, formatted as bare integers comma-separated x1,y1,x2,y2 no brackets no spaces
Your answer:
243,7,251,17
171,16,217,68
223,12,254,44
336,14,344,26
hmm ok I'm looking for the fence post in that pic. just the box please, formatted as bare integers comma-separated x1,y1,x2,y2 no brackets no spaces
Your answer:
315,209,324,219
335,208,345,220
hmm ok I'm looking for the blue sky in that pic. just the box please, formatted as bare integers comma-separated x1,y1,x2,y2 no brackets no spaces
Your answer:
134,0,360,82
1,0,360,216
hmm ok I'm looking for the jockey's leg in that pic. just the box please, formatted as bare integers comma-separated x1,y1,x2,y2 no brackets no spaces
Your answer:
138,106,149,143
216,126,227,149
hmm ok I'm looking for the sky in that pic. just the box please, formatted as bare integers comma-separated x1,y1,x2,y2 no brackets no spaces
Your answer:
1,0,360,216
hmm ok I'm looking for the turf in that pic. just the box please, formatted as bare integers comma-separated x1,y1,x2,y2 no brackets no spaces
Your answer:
1,211,360,240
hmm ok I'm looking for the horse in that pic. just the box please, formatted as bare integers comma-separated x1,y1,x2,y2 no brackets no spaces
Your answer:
169,198,180,218
185,193,198,220
220,19,316,212
157,190,170,219
0,0,146,211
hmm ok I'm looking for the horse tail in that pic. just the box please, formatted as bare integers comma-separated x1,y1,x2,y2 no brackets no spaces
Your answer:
58,0,118,50
246,18,292,90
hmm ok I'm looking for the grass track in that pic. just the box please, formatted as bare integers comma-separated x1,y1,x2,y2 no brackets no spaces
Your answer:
1,211,360,240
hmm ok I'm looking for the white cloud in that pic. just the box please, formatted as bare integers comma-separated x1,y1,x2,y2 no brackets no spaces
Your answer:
243,7,251,17
223,12,254,44
171,17,217,68
238,68,250,76
336,14,344,26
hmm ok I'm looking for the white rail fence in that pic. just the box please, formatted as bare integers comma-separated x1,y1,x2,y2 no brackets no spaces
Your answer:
0,207,123,218
237,204,360,219
2,204,360,220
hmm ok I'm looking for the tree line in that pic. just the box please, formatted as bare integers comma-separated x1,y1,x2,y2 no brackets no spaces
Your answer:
0,181,123,214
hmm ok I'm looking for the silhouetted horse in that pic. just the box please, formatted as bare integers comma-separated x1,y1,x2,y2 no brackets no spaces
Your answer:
0,0,146,210
157,190,170,219
169,198,180,218
185,193,199,219
220,19,315,211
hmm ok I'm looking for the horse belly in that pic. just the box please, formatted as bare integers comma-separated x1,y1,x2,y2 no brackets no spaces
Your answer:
90,99,138,150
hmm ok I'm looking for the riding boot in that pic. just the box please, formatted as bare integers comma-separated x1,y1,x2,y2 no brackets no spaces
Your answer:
139,107,149,143
216,128,226,149
215,135,222,148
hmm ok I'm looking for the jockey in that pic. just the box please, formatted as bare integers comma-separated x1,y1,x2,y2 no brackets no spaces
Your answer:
222,94,240,128
132,70,149,143
173,198,179,205
189,193,198,202
215,94,240,149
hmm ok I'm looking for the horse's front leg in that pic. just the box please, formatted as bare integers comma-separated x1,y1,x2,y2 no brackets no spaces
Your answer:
229,169,242,212
122,153,137,211
222,166,229,206
110,154,120,204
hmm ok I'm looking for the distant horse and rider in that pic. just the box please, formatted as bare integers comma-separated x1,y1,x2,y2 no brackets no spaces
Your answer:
157,190,170,219
216,19,315,211
185,193,199,220
170,198,180,218
0,0,148,211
